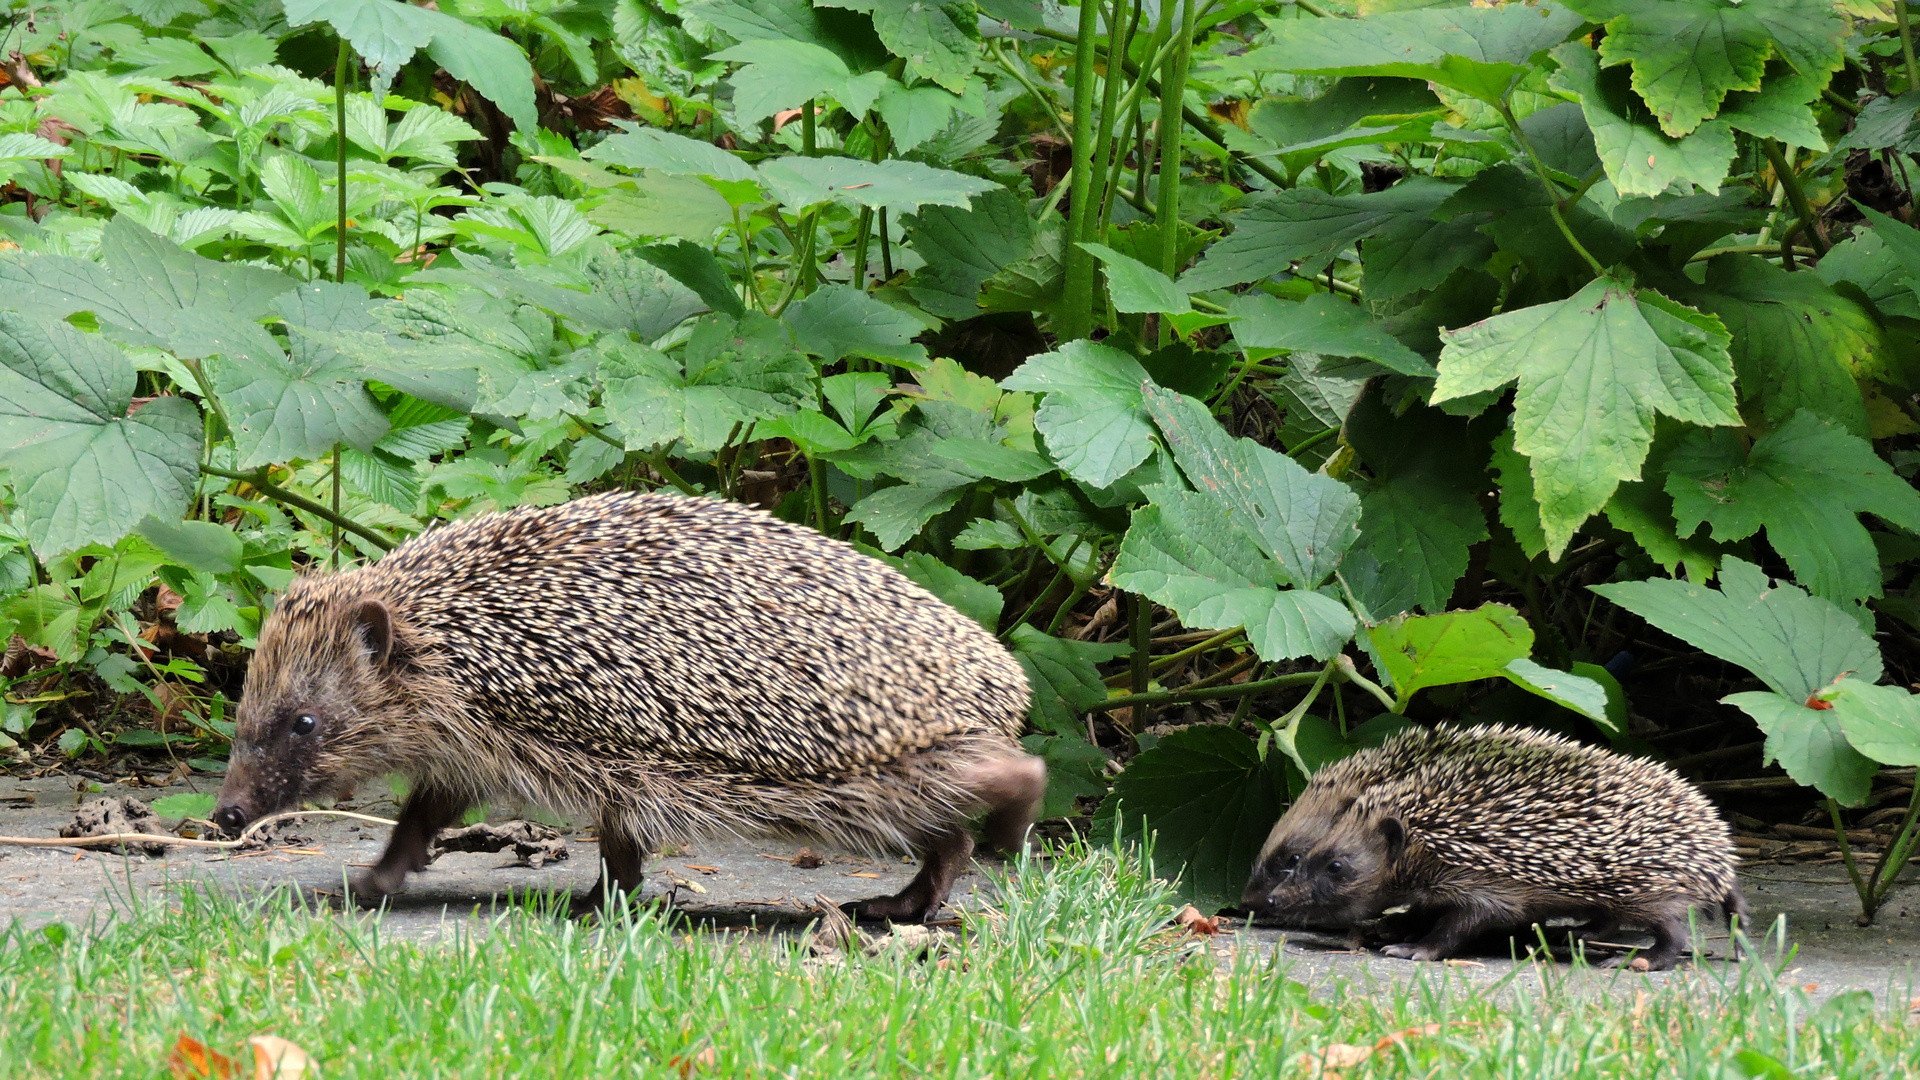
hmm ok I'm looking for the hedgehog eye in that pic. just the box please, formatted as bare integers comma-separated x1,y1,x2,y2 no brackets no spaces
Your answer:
1282,853,1301,874
290,714,318,737
1327,860,1345,876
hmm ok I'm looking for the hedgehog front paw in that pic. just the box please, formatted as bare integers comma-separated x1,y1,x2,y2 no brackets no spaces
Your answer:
854,892,940,924
1379,943,1439,962
347,866,408,907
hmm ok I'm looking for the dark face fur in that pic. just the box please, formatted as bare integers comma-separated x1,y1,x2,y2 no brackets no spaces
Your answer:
212,591,400,835
1241,795,1406,929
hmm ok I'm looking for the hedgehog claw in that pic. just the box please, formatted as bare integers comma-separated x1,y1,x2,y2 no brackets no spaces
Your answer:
1379,943,1438,962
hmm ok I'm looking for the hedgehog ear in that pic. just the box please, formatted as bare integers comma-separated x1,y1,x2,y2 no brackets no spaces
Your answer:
351,598,394,667
1377,816,1406,860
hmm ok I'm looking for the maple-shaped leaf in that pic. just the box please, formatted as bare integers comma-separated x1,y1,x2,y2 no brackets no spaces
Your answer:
1434,276,1738,557
1664,410,1920,604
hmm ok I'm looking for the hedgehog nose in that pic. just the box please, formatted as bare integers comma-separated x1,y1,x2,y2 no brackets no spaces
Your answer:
211,804,249,835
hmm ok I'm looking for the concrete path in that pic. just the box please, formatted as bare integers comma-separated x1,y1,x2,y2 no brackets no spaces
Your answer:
3,773,1916,1003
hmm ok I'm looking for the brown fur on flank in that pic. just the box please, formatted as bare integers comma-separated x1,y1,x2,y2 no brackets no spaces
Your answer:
213,491,1043,920
1241,725,1748,970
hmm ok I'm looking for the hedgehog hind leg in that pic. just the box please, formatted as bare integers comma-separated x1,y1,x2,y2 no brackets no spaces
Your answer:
1599,902,1692,971
1378,900,1511,962
856,829,975,923
971,754,1047,854
581,818,649,913
352,782,469,904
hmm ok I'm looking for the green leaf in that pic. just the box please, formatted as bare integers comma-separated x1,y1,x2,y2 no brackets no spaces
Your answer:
875,81,967,153
1022,733,1110,821
1603,477,1719,584
0,217,296,345
1434,277,1738,556
785,284,929,367
1009,625,1129,737
685,0,889,66
904,187,1035,319
1364,603,1533,708
168,307,389,469
1502,658,1613,729
1228,293,1434,377
1081,243,1191,315
1144,384,1362,589
151,792,218,819
1001,341,1155,489
1240,2,1585,105
600,315,812,451
1109,486,1356,663
711,38,887,126
283,0,536,128
493,248,705,342
844,482,967,550
1591,556,1882,703
757,155,998,215
1346,393,1490,614
637,240,747,318
1180,180,1456,292
583,122,759,183
1823,679,1920,767
137,517,243,575
1093,723,1292,913
1723,689,1876,806
0,313,201,558
818,0,975,93
1547,43,1735,198
1664,411,1920,605
1489,426,1548,561
1568,0,1845,138
1676,254,1875,437
898,552,1003,631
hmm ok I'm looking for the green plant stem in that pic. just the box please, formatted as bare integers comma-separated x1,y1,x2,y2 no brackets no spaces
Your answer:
1689,244,1819,263
1556,163,1605,213
878,210,893,280
640,449,697,496
1156,0,1195,285
1867,782,1920,907
1128,594,1150,699
1762,141,1829,256
852,206,873,290
1004,537,1085,638
802,99,817,156
1830,797,1876,920
329,442,342,570
1285,425,1340,460
1823,87,1862,117
334,38,350,285
992,41,1076,148
1090,669,1325,713
1901,0,1920,92
1031,25,1289,189
1057,0,1107,342
201,464,393,552
1333,653,1395,712
1082,0,1134,266
1499,103,1606,277
809,455,830,534
1292,0,1334,15
1102,625,1244,685
732,208,765,312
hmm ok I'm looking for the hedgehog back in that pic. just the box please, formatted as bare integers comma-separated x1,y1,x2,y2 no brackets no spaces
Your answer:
341,492,1030,778
1313,725,1737,902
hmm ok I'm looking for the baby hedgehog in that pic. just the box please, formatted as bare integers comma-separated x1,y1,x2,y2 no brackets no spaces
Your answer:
213,491,1043,920
1241,724,1746,970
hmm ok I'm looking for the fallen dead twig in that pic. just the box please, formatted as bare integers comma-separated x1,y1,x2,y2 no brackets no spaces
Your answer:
0,809,397,852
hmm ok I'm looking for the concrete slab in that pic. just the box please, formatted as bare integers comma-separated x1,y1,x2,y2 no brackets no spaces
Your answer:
2,773,1916,1004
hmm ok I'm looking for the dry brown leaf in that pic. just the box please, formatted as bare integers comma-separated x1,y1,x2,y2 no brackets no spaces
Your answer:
684,865,720,874
846,872,881,879
668,1046,715,1078
1173,904,1222,935
791,847,824,869
248,1036,316,1079
167,1034,236,1079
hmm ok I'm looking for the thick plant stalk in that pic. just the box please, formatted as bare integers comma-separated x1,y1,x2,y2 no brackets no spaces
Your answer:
334,39,351,284
1901,0,1920,91
1057,0,1107,342
1085,0,1138,252
1156,0,1195,280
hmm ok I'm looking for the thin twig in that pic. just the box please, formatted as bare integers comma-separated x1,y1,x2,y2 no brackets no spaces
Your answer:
0,809,398,852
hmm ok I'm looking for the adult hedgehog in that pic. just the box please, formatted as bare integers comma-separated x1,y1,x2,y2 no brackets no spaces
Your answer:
1241,724,1746,969
212,491,1042,920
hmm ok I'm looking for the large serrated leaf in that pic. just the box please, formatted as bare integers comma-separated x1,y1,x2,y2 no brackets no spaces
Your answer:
0,313,202,557
1663,411,1920,605
1434,277,1738,557
1093,724,1292,913
1364,603,1533,707
1001,341,1155,489
1228,292,1434,377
